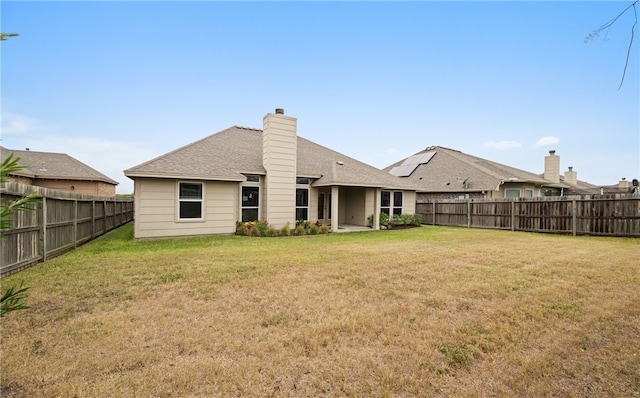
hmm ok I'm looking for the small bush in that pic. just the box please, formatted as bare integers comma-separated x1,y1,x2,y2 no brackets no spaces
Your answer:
279,222,291,236
255,221,268,236
266,227,278,237
320,225,329,234
379,212,390,227
293,224,306,236
248,225,260,237
309,224,320,235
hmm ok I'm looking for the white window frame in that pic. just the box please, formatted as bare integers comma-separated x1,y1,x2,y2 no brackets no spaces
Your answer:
296,178,310,222
241,175,261,222
177,181,204,221
381,190,403,215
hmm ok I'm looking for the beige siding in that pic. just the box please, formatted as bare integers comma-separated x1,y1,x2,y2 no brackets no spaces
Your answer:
262,112,297,229
308,186,319,222
133,178,238,239
403,191,417,214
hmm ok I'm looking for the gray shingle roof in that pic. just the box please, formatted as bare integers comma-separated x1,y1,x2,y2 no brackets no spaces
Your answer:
383,146,564,192
124,126,418,190
1,146,118,185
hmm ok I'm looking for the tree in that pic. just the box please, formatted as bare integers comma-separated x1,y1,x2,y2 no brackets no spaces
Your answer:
1,153,39,229
0,33,19,41
585,1,638,90
1,283,30,317
1,153,39,316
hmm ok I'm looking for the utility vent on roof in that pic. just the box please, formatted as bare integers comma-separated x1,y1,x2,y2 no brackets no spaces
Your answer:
389,151,435,177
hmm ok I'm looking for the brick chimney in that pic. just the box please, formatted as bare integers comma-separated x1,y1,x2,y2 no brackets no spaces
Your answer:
564,166,577,185
544,150,560,183
262,108,297,229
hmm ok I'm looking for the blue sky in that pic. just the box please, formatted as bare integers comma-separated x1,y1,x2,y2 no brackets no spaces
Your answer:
2,1,638,194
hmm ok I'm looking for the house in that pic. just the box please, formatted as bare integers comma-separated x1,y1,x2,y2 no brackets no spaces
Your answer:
384,146,595,200
0,146,118,197
124,109,420,239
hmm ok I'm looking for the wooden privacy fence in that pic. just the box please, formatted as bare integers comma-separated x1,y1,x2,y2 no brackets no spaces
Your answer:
416,194,640,237
1,182,134,277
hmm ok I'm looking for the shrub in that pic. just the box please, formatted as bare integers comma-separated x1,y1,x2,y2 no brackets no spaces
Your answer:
309,224,320,235
293,224,306,236
279,222,291,236
379,212,390,227
320,225,329,234
266,227,278,237
235,221,246,235
256,220,270,237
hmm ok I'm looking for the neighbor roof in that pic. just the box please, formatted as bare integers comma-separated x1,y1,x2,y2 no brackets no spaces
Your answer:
124,126,418,190
383,146,563,192
1,146,118,185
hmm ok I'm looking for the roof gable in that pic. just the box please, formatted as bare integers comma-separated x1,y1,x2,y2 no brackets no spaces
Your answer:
1,146,118,185
124,126,418,190
384,146,562,192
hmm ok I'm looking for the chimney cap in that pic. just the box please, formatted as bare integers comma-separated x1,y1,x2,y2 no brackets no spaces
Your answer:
275,108,284,115
549,150,556,155
568,166,573,171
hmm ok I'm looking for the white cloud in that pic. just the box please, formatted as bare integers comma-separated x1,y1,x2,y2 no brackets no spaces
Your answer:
532,136,560,148
483,140,522,150
385,147,398,155
23,134,160,194
0,112,41,135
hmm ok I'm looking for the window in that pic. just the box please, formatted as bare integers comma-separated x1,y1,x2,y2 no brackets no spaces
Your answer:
245,174,260,183
179,182,203,219
393,192,403,215
242,186,259,222
381,191,403,215
381,191,391,215
525,189,534,198
505,189,520,198
296,177,310,185
296,188,309,221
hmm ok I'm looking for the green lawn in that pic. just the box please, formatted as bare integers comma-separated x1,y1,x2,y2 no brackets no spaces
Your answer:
1,223,639,397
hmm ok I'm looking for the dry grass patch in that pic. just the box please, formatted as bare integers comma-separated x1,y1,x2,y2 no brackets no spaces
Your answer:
1,223,639,397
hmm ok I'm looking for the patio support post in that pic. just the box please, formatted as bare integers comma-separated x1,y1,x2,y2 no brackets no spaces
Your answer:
331,186,339,233
374,188,380,230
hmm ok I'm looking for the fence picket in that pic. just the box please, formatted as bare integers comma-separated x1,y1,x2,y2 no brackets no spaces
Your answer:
1,182,133,277
416,194,639,237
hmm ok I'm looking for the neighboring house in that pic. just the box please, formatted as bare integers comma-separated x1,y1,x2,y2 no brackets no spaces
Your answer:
575,178,638,196
124,109,420,239
384,146,594,200
0,146,118,197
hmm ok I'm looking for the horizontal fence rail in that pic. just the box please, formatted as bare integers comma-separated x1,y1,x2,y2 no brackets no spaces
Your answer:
1,182,134,277
416,194,640,237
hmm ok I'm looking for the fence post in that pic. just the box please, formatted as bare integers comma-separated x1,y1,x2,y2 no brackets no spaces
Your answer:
432,200,436,225
91,200,96,238
467,200,472,228
39,197,47,262
511,201,516,232
73,200,78,249
572,199,577,236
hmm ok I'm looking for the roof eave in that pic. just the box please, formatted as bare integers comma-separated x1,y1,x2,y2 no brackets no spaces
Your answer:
124,171,245,182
